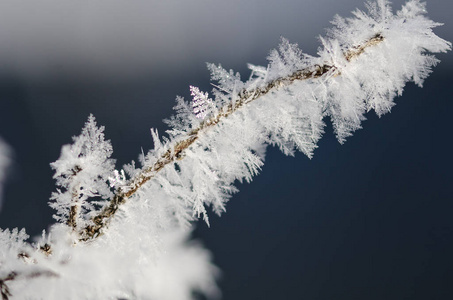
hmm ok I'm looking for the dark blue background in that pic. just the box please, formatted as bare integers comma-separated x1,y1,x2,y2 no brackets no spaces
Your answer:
0,1,452,299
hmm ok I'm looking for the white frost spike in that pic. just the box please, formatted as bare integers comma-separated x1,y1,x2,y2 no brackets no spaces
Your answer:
190,85,212,119
108,169,126,188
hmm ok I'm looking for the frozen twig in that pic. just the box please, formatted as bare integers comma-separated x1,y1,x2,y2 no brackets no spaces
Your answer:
80,33,384,241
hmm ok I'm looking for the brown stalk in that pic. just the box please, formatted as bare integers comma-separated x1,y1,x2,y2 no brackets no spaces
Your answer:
345,33,384,61
67,192,79,230
67,165,82,230
80,33,384,241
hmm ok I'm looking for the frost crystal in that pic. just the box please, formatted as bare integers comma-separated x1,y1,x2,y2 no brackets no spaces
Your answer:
108,169,126,188
190,86,213,119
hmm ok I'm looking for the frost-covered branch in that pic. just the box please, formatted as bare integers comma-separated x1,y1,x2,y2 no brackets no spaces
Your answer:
0,1,450,299
81,33,385,241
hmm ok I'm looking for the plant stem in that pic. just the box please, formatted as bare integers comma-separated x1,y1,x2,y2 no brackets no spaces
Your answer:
80,33,384,241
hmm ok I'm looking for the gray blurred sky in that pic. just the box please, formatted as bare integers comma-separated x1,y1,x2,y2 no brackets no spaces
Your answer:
0,0,451,84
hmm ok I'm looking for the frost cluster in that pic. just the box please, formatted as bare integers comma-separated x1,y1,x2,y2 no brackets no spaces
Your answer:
49,115,116,229
0,1,450,299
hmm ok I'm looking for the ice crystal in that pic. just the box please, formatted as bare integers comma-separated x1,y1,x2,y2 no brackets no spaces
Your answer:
190,86,213,119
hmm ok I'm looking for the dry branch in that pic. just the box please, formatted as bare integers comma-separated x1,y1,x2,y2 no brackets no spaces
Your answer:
80,33,384,241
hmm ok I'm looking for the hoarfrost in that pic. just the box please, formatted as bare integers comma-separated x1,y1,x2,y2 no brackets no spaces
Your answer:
0,1,450,299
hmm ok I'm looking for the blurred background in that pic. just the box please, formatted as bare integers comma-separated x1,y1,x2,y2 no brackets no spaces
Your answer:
0,0,452,299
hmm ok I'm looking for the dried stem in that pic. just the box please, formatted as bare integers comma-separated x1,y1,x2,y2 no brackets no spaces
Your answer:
67,190,79,230
345,33,384,61
80,33,384,241
67,165,82,230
